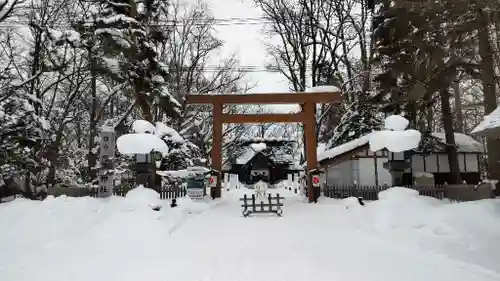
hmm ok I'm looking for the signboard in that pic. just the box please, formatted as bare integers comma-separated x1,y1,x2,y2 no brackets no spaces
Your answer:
100,131,115,159
98,131,115,198
186,176,205,200
312,175,320,188
209,175,217,187
187,188,204,200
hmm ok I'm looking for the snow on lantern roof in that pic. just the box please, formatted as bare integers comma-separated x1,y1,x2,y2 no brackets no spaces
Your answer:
471,107,500,137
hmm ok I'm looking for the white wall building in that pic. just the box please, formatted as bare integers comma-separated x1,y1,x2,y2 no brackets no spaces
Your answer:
318,133,483,186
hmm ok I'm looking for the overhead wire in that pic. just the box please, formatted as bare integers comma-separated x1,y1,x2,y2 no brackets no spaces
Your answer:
0,16,274,28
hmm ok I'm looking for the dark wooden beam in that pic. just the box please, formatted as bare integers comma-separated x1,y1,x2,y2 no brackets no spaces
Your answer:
212,103,222,198
221,112,306,123
303,102,318,203
185,91,341,105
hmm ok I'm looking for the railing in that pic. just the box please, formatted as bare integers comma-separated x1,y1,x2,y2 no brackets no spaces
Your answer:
47,185,187,199
323,183,495,202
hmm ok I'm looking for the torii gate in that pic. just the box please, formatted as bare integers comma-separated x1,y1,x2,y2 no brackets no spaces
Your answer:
185,91,342,202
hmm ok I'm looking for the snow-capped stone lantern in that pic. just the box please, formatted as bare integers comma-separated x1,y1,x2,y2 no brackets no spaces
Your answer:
369,115,421,186
136,153,154,188
116,120,169,189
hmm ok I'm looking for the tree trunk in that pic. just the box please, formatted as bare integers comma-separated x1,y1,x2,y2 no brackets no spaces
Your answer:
439,87,461,184
452,81,464,133
87,53,98,184
426,104,433,132
478,11,500,192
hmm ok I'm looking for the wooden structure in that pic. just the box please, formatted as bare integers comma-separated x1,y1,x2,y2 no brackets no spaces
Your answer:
185,91,342,202
47,184,187,199
319,132,483,187
323,183,494,202
223,138,300,186
240,193,284,217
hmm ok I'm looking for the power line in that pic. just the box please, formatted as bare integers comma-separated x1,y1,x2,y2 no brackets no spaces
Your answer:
0,17,274,28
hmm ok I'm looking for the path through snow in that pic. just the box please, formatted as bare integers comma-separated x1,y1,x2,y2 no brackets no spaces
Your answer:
0,188,499,281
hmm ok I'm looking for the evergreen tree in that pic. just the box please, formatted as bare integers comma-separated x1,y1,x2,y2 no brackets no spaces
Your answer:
371,0,479,183
0,86,48,195
327,94,383,148
73,0,180,122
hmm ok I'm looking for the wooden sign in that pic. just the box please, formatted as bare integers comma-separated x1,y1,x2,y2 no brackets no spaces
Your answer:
98,131,115,198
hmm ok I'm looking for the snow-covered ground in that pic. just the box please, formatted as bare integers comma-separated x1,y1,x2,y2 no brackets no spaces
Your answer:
1,187,500,281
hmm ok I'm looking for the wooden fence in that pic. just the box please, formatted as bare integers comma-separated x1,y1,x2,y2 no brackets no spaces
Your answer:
48,185,187,199
323,183,495,202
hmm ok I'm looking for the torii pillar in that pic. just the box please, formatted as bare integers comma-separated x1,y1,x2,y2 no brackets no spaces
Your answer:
185,91,342,202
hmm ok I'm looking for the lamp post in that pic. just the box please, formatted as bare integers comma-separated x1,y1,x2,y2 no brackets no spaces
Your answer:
383,151,410,186
136,152,154,189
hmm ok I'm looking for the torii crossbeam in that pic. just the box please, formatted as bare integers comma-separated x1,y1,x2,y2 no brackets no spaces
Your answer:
185,91,342,202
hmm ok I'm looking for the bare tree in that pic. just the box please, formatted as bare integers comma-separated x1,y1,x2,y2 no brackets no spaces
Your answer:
0,0,22,22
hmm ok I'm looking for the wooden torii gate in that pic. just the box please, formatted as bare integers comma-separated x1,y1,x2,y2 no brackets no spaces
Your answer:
185,91,342,202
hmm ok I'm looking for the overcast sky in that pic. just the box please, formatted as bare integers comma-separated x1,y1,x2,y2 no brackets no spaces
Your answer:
202,0,299,112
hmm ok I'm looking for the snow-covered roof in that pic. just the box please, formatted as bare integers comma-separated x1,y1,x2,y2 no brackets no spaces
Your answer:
306,85,341,93
431,133,483,153
319,132,483,163
318,133,373,162
230,138,296,165
236,147,259,165
471,107,500,136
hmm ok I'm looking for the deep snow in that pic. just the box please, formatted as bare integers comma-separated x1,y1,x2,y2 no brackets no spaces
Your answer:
1,187,500,281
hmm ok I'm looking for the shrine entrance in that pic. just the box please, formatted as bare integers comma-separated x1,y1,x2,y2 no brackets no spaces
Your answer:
185,91,342,203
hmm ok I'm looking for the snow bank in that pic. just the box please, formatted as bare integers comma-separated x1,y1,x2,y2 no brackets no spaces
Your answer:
377,186,419,200
116,133,168,154
368,187,441,229
342,196,364,209
1,185,500,281
125,185,161,210
355,187,500,271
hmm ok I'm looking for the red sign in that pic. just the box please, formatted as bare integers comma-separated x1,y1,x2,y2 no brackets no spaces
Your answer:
312,175,320,186
209,176,217,187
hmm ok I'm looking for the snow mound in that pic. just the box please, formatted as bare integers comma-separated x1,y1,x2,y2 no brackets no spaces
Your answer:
342,197,364,209
378,186,419,200
384,115,409,131
132,120,156,133
369,187,443,229
125,185,161,210
116,133,168,154
369,129,421,152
